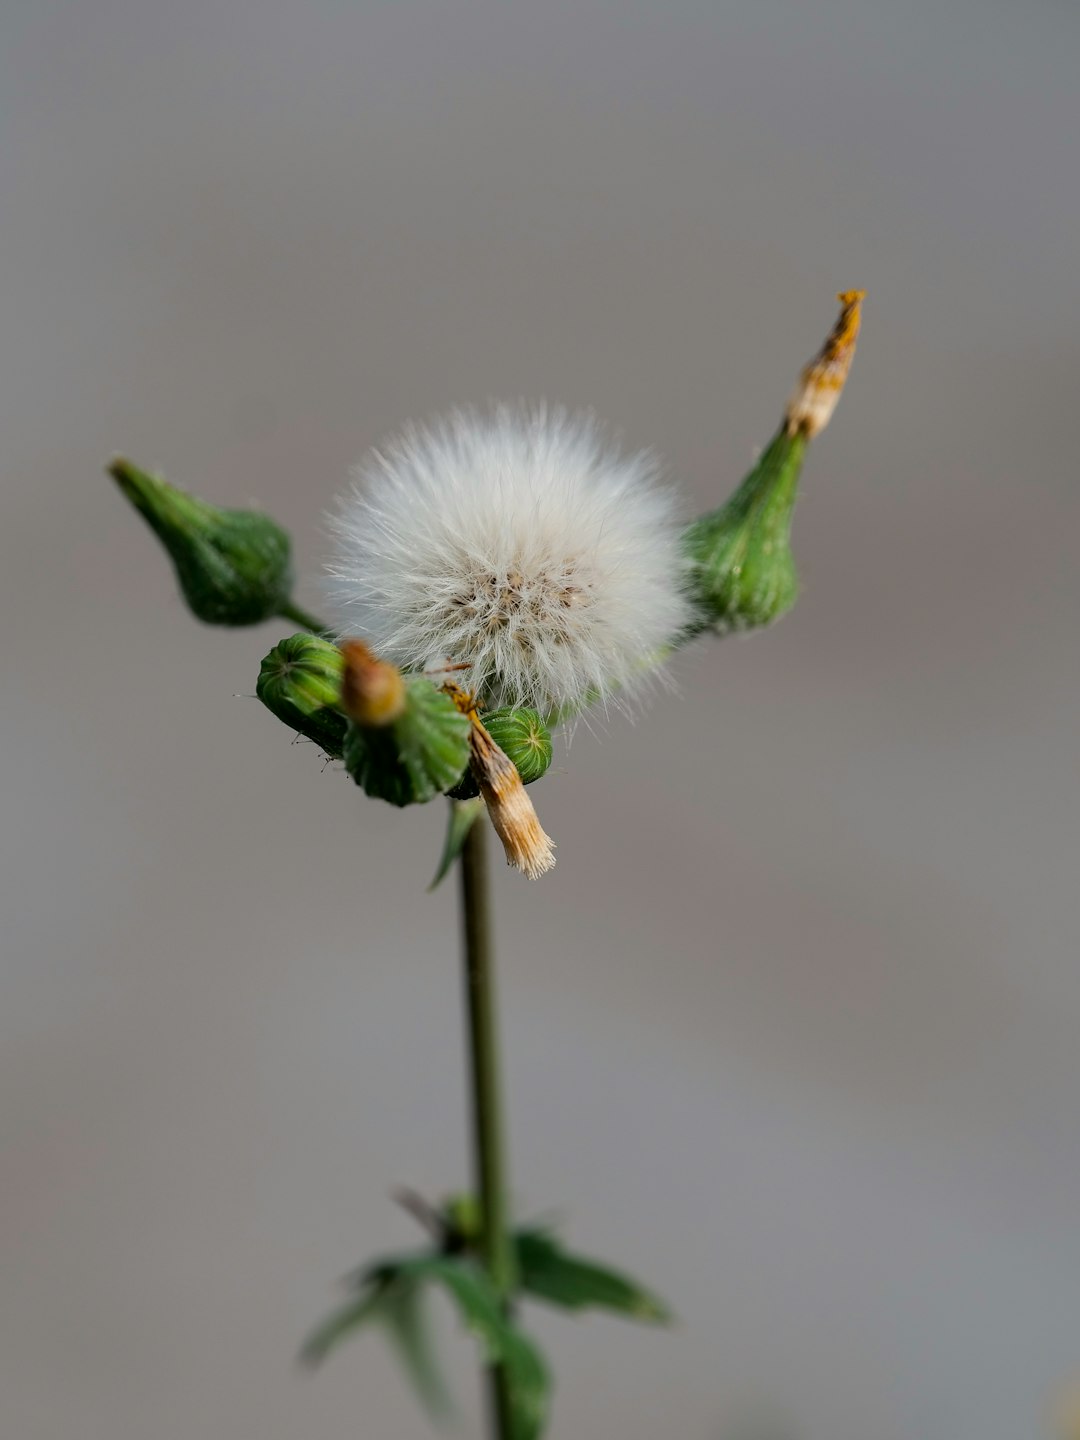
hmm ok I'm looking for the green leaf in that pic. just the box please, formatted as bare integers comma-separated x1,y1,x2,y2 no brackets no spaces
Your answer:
301,1266,452,1422
515,1229,672,1323
379,1279,453,1421
305,1251,551,1438
429,797,485,891
299,1276,394,1368
389,1256,551,1440
498,1326,552,1440
394,1256,508,1361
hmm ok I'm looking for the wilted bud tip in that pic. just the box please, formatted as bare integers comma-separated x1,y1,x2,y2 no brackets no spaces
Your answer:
340,640,407,727
785,289,865,439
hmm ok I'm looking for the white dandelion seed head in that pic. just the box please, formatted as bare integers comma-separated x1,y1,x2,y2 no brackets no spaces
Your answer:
327,405,691,715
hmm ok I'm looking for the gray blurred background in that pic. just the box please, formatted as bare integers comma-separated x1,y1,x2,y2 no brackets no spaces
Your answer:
2,2,1078,1436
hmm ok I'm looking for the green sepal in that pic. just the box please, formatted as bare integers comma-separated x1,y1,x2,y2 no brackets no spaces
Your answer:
681,428,806,635
429,798,486,891
108,457,294,626
256,633,348,759
515,1228,672,1323
450,707,552,799
344,676,471,806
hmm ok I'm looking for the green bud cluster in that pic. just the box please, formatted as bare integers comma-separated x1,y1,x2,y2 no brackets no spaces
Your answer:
109,457,294,626
343,678,472,807
256,633,348,759
681,429,806,635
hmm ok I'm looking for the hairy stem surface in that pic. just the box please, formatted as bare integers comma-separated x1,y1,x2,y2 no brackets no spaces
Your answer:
459,817,515,1437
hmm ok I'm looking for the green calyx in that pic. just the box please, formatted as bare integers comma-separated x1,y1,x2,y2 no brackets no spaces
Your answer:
108,457,294,626
450,707,553,799
256,633,348,759
681,428,806,636
344,677,471,807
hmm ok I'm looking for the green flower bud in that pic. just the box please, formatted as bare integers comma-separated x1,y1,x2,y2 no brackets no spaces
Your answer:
441,1193,483,1245
484,708,553,784
344,676,471,807
681,290,864,637
681,429,805,635
108,456,293,626
256,633,348,759
450,707,553,798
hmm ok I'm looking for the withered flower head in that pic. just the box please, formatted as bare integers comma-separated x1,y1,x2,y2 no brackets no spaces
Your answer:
467,714,556,880
340,640,407,727
785,290,865,439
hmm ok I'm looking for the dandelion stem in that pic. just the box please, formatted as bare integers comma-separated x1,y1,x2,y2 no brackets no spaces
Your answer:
459,816,515,1438
276,599,330,634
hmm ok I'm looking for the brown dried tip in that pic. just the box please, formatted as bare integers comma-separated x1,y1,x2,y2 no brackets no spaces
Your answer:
785,289,865,439
469,718,556,879
340,639,407,727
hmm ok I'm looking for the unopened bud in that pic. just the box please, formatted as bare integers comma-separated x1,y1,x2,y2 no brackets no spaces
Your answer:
256,633,348,758
469,718,556,879
450,706,553,798
682,430,804,634
785,289,865,439
340,640,407,727
108,457,293,626
682,290,865,635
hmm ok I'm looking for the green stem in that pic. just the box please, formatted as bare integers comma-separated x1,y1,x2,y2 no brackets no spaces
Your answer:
459,817,515,1437
277,598,331,634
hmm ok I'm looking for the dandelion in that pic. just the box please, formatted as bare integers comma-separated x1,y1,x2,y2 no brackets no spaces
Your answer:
327,405,692,715
108,291,865,1440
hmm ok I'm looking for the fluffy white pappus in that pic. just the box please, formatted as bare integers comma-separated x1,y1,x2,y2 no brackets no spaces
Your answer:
327,406,691,715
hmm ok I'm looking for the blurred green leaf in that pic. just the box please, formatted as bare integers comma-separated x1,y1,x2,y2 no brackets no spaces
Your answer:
398,1257,549,1438
304,1251,551,1437
429,798,485,891
379,1279,453,1420
399,1256,506,1359
498,1325,551,1440
300,1276,394,1368
515,1229,672,1323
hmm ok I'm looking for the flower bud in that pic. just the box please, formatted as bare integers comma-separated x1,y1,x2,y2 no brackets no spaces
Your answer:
681,429,804,634
484,708,553,784
450,706,553,798
256,633,348,758
108,457,293,625
340,641,407,726
343,673,471,807
682,290,864,634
